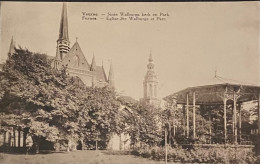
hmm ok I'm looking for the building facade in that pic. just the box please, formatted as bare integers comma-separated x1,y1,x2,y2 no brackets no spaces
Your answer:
54,3,114,88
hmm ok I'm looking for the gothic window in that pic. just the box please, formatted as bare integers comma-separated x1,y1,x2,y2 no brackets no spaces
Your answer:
74,55,79,67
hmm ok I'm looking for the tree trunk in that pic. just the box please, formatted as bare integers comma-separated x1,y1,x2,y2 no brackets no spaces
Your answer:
95,140,98,150
23,128,29,148
3,131,6,144
165,127,167,164
13,128,16,147
119,134,122,150
23,132,26,148
32,136,40,154
169,124,171,147
18,129,21,147
8,132,11,147
35,143,39,154
67,140,71,152
81,139,84,150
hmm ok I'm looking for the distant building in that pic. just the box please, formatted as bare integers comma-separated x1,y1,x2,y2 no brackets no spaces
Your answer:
140,53,160,107
53,3,114,88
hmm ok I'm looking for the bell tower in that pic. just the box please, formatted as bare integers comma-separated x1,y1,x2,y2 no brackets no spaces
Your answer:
142,52,160,107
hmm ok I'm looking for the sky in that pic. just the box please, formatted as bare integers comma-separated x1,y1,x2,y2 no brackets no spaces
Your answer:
0,2,259,101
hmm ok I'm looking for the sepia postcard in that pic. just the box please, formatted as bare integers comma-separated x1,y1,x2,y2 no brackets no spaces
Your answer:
0,1,259,164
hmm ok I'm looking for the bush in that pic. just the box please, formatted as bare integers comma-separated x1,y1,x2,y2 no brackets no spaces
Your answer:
131,145,257,163
53,140,68,151
131,147,152,158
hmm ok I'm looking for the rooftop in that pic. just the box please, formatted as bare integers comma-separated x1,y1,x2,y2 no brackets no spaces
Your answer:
165,75,260,105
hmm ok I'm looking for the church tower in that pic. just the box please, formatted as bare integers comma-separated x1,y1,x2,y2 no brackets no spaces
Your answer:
142,52,160,107
55,2,70,67
53,3,112,88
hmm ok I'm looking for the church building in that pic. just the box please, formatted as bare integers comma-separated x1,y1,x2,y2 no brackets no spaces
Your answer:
141,53,160,107
54,3,114,88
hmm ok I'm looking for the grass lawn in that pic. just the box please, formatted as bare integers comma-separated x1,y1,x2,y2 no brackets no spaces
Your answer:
0,150,173,164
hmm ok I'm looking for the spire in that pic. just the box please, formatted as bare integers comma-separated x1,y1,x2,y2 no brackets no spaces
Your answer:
149,49,153,62
8,36,15,55
214,66,218,78
58,2,69,41
90,53,97,71
101,60,108,81
108,61,115,88
56,2,70,61
147,52,154,70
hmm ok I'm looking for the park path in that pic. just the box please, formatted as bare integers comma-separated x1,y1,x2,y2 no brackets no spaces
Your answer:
0,150,175,164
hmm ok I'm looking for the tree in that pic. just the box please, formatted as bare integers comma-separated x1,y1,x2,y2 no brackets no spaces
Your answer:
76,86,121,149
117,96,162,148
163,94,211,145
0,48,79,153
